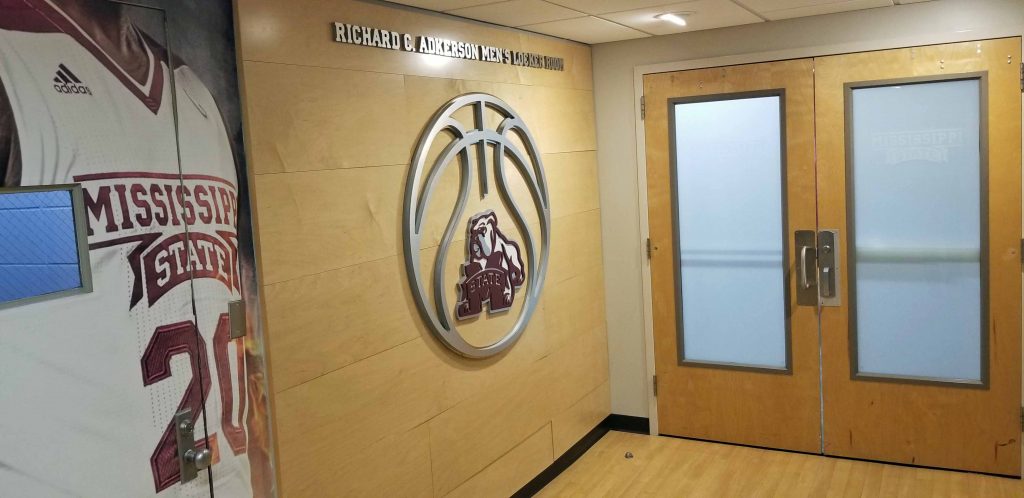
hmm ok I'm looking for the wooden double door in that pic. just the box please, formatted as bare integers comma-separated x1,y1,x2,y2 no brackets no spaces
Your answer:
644,38,1022,475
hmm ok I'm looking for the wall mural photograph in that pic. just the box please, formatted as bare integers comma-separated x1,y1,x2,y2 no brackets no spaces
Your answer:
0,0,274,495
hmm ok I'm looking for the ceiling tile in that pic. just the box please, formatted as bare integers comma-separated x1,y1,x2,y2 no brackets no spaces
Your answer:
547,0,703,15
747,0,894,21
385,0,502,11
521,16,650,44
603,0,762,36
447,0,585,27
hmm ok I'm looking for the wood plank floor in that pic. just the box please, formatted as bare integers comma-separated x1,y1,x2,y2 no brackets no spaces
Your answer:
537,431,1024,497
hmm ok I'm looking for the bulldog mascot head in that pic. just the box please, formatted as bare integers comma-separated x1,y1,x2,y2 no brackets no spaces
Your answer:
455,211,526,320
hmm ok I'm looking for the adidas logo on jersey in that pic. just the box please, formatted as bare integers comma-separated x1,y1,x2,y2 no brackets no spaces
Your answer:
52,64,92,95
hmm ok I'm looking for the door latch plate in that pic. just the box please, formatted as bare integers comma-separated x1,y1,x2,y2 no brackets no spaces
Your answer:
817,229,841,307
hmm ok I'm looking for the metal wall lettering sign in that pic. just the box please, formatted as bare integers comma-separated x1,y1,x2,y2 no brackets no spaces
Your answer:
333,21,565,72
403,93,551,358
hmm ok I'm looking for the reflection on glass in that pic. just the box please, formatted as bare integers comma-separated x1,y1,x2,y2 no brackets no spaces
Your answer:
674,95,787,369
850,79,982,382
0,190,83,304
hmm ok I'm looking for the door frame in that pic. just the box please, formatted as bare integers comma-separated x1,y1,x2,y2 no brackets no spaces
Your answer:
632,32,1024,443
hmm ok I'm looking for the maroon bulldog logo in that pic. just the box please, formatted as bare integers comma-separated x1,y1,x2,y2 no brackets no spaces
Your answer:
456,211,525,319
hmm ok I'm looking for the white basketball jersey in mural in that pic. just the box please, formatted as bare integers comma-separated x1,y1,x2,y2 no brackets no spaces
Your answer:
0,2,252,496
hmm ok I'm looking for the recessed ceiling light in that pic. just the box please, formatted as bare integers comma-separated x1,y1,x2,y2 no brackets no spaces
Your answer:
655,12,688,27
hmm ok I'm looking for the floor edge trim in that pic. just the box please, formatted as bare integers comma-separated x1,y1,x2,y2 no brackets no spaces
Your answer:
512,414,650,497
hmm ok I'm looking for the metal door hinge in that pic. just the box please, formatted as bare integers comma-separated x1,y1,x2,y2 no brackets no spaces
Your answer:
228,299,247,339
1020,239,1024,266
1020,406,1023,431
640,95,646,120
653,375,658,397
1019,63,1023,92
646,238,652,260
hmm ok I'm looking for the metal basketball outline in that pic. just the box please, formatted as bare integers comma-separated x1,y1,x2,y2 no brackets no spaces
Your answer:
403,93,551,359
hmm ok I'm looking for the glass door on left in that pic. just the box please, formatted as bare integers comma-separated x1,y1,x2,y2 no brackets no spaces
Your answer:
643,59,823,453
0,3,217,496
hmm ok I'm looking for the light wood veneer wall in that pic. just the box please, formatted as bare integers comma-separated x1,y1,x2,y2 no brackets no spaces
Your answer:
235,0,610,496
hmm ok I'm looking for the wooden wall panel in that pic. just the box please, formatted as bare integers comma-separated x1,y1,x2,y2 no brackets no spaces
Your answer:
547,210,605,284
273,340,448,476
519,85,599,153
544,265,607,354
552,381,612,456
546,151,600,217
236,0,609,496
253,165,403,284
439,310,550,408
263,255,420,391
244,62,411,175
282,425,435,498
428,326,609,495
445,425,554,498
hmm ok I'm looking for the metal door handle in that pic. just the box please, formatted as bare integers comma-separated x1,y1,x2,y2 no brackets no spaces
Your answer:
794,230,818,306
799,246,815,290
184,446,212,471
175,409,212,484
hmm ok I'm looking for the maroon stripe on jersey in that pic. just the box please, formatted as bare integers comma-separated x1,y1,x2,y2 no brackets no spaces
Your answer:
73,171,238,189
0,0,59,32
2,0,166,114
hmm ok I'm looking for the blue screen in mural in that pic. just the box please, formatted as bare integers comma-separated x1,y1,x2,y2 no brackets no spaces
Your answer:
0,190,84,304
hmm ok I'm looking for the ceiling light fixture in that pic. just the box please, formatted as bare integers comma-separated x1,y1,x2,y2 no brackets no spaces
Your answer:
655,12,688,27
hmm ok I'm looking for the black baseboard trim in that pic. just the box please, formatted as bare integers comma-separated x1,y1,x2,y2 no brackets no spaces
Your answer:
602,414,650,435
512,414,651,497
511,423,608,497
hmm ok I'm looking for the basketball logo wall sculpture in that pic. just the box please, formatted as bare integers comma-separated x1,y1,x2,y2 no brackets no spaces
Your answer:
403,93,550,358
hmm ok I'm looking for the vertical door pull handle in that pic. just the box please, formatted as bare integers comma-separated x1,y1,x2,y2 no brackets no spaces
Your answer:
800,246,816,289
794,230,818,306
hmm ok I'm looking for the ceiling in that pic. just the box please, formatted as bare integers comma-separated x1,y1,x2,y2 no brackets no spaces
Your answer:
386,0,934,44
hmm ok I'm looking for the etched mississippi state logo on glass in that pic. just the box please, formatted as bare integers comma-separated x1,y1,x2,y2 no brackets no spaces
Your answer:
403,93,550,359
456,211,525,320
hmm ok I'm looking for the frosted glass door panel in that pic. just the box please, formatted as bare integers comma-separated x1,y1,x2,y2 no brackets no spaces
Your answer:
849,78,983,382
673,95,788,369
